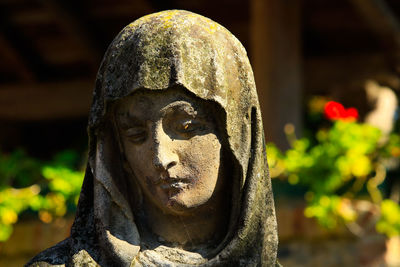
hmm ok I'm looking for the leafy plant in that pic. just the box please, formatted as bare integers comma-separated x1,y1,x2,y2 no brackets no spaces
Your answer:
268,100,400,237
0,150,85,242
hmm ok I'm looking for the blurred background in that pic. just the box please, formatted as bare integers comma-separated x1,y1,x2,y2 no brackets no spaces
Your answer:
0,0,399,266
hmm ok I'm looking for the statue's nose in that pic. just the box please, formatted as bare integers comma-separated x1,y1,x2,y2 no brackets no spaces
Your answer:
152,125,178,171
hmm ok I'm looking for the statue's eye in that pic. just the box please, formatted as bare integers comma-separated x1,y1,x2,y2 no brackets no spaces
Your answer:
125,127,147,143
176,119,205,134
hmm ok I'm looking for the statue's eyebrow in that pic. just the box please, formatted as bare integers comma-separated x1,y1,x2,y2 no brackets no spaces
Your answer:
117,113,144,128
162,101,199,117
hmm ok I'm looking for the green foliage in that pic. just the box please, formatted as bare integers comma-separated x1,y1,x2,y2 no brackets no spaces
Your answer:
0,150,84,242
268,120,400,237
377,199,400,237
283,122,381,193
0,149,42,188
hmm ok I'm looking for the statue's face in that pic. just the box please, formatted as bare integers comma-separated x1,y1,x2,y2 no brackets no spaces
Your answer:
116,88,223,215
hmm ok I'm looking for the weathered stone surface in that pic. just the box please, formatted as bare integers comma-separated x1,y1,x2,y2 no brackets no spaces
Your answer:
26,10,278,266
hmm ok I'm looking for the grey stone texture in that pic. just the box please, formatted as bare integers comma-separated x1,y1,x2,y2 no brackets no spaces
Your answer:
26,10,278,266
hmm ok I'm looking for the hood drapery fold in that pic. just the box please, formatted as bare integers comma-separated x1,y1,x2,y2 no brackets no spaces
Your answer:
27,10,278,267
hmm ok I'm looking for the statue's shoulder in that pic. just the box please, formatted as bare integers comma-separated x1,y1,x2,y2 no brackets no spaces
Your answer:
26,238,100,267
25,238,71,267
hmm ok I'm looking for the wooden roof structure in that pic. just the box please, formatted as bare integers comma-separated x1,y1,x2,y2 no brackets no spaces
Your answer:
0,0,249,120
0,0,400,151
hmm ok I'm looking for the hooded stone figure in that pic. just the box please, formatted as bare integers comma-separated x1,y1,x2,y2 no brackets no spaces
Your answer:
27,10,279,266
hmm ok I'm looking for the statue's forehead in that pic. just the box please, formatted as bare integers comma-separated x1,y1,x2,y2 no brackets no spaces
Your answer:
115,88,204,117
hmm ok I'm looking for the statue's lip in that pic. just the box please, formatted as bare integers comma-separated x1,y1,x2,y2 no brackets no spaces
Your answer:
153,172,188,184
160,181,188,189
157,177,189,189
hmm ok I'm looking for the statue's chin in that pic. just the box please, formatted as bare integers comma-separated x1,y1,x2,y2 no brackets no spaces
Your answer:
146,186,212,215
161,192,210,216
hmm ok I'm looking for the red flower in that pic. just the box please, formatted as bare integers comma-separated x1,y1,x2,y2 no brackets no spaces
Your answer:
324,101,358,121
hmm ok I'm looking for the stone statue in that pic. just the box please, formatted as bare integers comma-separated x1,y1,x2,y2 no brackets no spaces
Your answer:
27,10,279,266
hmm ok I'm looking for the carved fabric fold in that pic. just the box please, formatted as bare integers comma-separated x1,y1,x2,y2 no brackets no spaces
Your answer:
27,10,278,267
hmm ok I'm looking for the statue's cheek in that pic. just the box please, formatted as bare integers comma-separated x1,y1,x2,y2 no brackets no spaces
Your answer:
177,134,221,185
181,133,221,166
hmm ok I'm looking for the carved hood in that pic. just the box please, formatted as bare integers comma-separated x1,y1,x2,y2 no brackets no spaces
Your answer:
27,10,278,267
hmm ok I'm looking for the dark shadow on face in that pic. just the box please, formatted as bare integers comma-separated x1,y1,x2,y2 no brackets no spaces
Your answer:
110,86,234,251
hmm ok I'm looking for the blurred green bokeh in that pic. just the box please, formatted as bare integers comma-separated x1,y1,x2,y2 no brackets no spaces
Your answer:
0,150,84,242
268,112,400,237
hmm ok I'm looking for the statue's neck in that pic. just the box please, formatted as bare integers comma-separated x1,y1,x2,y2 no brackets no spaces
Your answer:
142,195,229,248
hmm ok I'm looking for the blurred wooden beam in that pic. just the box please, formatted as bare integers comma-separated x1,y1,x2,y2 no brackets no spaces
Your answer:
250,0,302,150
0,33,34,82
11,8,53,24
91,0,153,18
35,37,88,64
0,80,93,120
305,53,391,94
0,8,48,80
349,0,400,72
349,0,400,40
40,0,103,68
